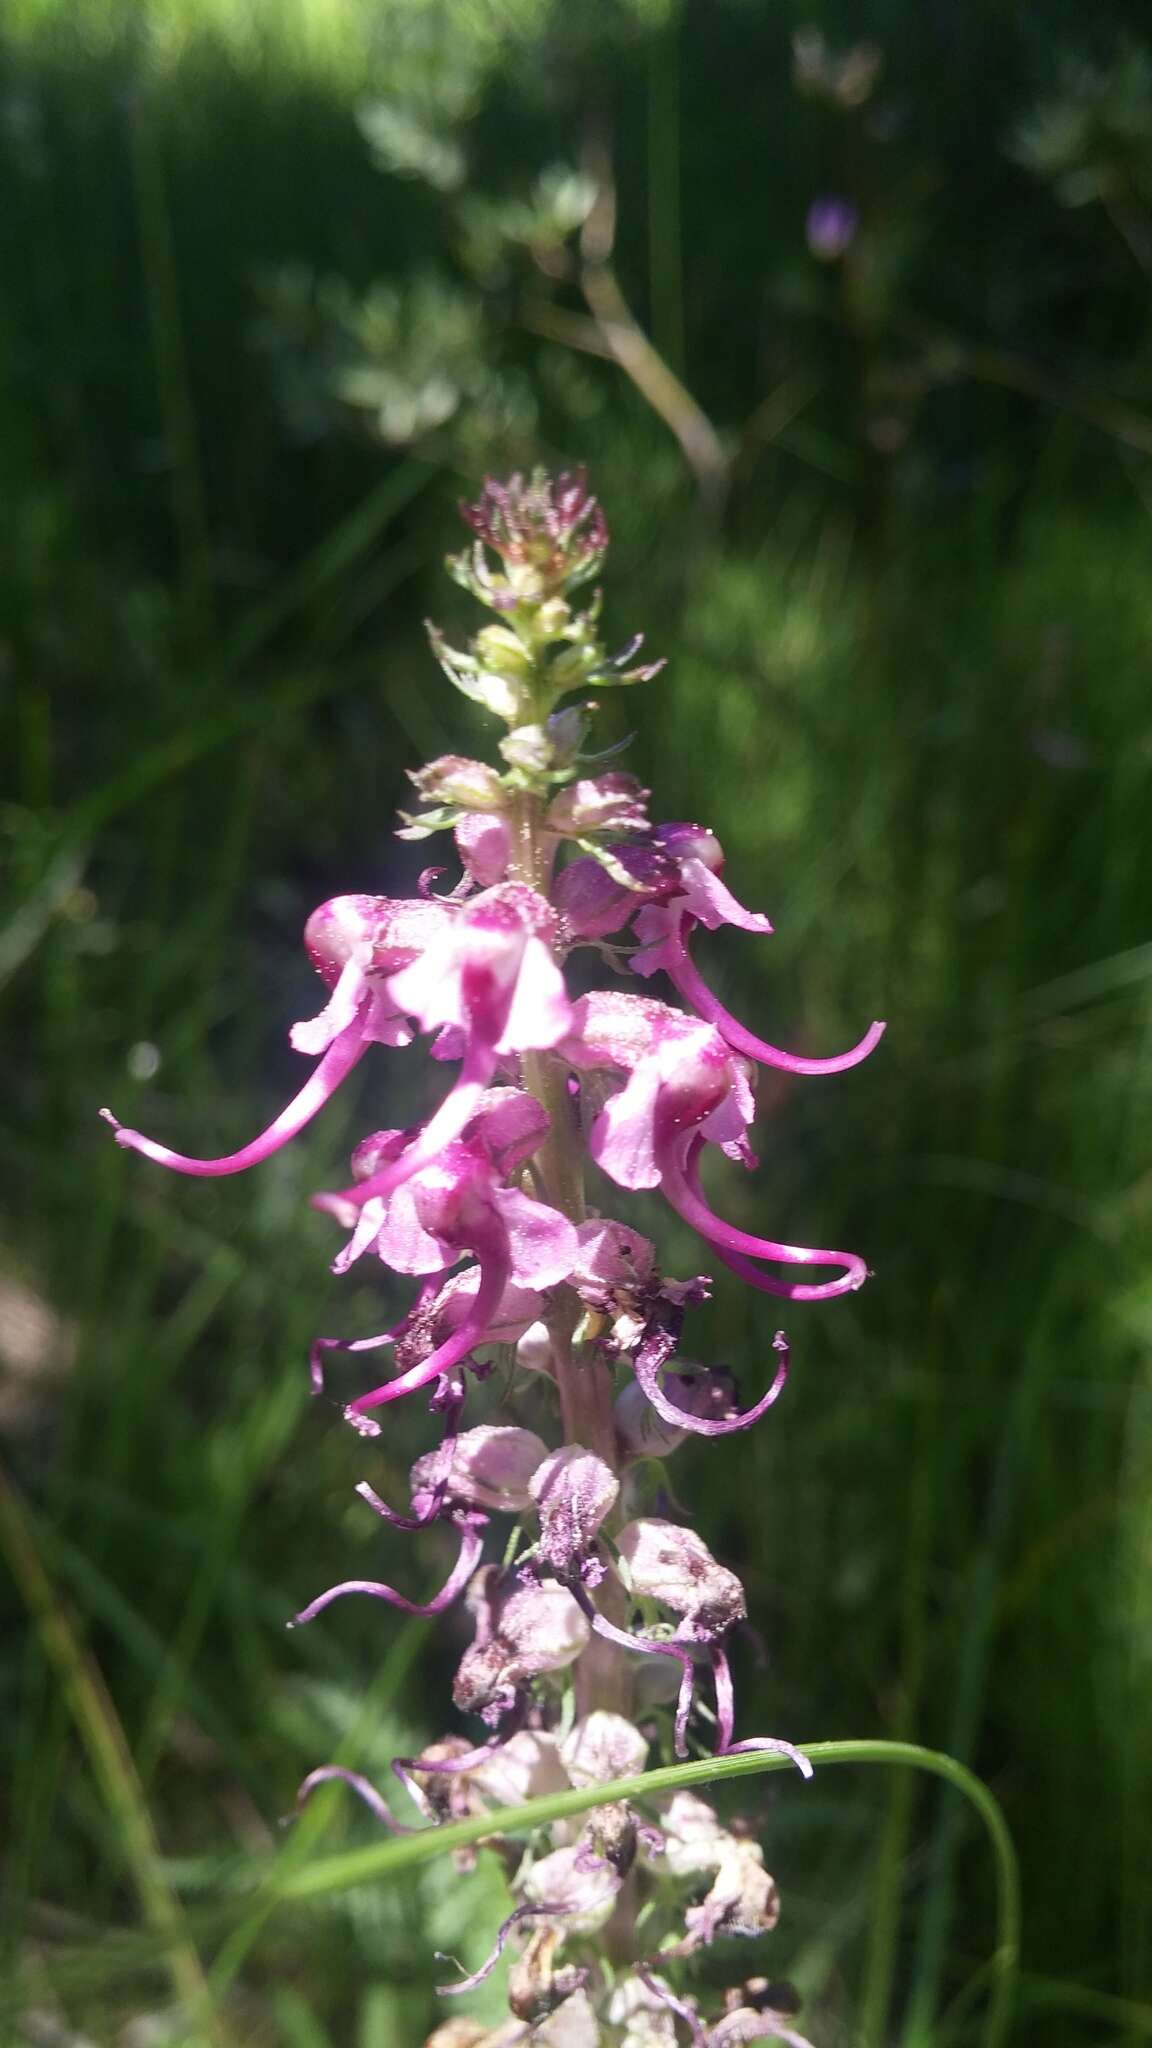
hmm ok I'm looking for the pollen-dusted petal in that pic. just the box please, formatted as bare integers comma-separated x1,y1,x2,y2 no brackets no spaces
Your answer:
560,1711,649,1789
410,1425,549,1513
454,810,513,887
465,1087,551,1173
617,1519,746,1638
572,1219,656,1296
489,1187,580,1290
588,1063,665,1190
453,1572,590,1722
495,933,572,1054
651,1790,732,1876
553,855,634,939
529,1446,619,1581
468,1729,569,1808
520,1842,621,1933
675,855,774,935
545,772,650,839
372,1178,461,1275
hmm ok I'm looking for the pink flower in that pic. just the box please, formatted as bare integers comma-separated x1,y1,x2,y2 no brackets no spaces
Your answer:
294,893,453,1055
388,881,571,1061
313,1092,579,1417
563,992,867,1302
99,891,452,1179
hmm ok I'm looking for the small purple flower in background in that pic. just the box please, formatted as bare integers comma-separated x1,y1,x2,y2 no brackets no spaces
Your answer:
805,195,860,262
104,469,881,2044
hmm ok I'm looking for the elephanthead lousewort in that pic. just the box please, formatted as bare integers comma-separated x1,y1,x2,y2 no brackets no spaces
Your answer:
104,471,882,2044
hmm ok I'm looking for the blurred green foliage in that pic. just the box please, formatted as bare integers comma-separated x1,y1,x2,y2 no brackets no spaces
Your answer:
2,1,1152,2043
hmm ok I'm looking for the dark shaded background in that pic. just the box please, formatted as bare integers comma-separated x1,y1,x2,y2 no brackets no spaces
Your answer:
2,2,1152,2042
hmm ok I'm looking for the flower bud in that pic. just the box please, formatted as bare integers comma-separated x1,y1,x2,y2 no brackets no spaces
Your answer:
409,755,507,811
426,624,524,722
614,1379,691,1459
500,724,554,775
573,1219,656,1302
410,1425,548,1514
531,1990,601,2047
617,1519,746,1638
552,856,634,940
545,773,650,839
529,1445,619,1582
546,705,588,766
560,1711,649,1789
472,623,536,684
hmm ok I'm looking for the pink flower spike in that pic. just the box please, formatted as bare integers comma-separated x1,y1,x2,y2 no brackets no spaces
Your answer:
662,1142,868,1302
295,1766,414,1832
668,924,886,1076
288,1516,485,1628
100,1015,369,1178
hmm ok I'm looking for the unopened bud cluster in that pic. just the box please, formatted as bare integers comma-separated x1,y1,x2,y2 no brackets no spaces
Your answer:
105,469,882,2043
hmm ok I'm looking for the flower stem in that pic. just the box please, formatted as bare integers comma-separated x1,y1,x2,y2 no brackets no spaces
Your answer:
512,789,631,1718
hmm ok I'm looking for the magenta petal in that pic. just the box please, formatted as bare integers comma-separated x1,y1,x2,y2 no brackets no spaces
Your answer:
490,1186,579,1289
712,1643,736,1753
677,856,774,935
345,1242,510,1414
573,1592,698,1759
721,1735,814,1781
101,1016,369,1177
289,959,367,1055
589,1064,664,1191
662,1146,868,1302
632,1330,789,1436
671,936,885,1077
436,1902,545,1997
289,1519,485,1627
314,1046,496,1225
295,1765,414,1832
